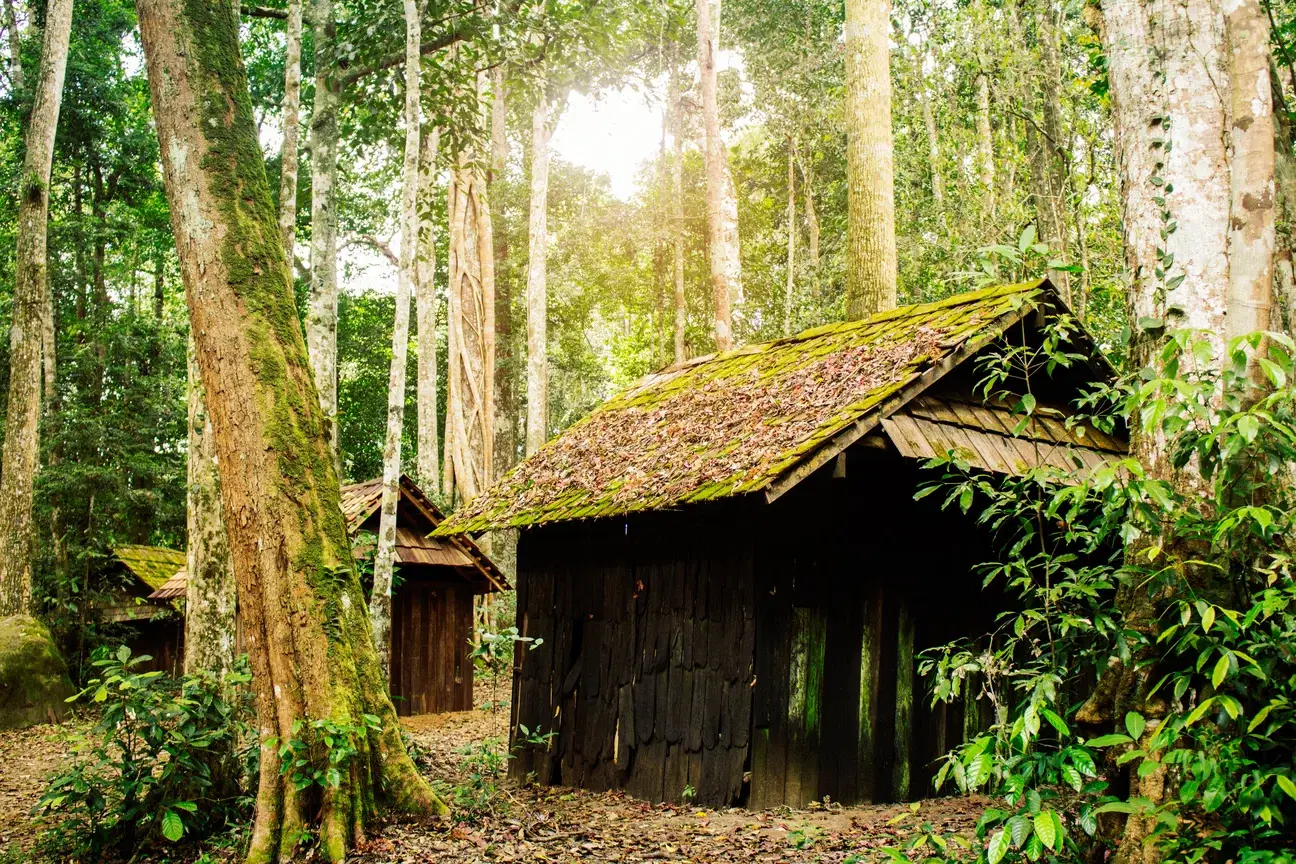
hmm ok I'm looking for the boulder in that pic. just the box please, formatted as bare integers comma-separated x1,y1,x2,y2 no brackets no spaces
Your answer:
0,614,76,730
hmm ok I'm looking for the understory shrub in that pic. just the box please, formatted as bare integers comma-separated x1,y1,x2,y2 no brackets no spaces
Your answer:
34,647,256,862
914,320,1296,864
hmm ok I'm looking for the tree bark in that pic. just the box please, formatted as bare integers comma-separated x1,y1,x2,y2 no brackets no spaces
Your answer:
185,337,237,677
1034,0,1071,301
307,0,340,462
1224,0,1275,380
278,0,302,256
799,152,819,290
489,65,515,487
976,67,995,216
416,125,440,488
525,88,549,456
843,0,897,318
918,54,943,208
784,136,796,336
371,0,421,680
5,0,22,95
0,0,72,618
695,0,740,350
134,3,446,859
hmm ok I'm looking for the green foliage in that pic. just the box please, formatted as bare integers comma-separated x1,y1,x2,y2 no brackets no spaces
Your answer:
34,647,255,862
915,323,1296,864
445,738,511,823
272,713,382,793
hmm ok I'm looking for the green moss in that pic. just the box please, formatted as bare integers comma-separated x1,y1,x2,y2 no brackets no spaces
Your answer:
0,615,75,730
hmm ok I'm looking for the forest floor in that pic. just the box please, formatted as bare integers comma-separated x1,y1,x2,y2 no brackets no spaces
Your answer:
0,690,989,863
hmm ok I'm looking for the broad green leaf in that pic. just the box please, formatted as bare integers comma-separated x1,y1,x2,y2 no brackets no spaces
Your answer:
988,829,1010,864
1125,711,1146,741
1277,775,1296,801
1186,697,1216,725
161,809,184,842
1200,605,1215,633
1085,733,1132,747
1212,654,1230,689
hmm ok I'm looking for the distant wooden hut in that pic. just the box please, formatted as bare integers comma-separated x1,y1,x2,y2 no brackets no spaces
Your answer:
151,476,507,714
106,545,186,675
435,282,1126,808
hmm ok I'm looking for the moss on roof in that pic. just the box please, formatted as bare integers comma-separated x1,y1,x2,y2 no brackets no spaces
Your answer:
113,545,186,592
436,282,1047,535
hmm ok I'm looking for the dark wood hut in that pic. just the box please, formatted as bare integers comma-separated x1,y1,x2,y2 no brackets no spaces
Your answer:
150,475,507,714
106,545,186,675
435,282,1126,808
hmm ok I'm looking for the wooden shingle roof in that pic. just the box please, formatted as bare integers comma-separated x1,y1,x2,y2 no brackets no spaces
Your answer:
109,546,185,622
436,281,1121,535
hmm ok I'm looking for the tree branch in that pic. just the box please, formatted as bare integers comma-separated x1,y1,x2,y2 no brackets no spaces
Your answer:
358,234,399,267
241,4,288,19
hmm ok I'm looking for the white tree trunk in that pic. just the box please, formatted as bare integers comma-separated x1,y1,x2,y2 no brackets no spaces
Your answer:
0,0,72,618
185,338,237,676
976,68,995,216
525,89,550,456
695,0,740,351
278,0,302,256
1224,0,1275,376
307,0,340,462
799,153,820,285
5,0,22,95
844,0,897,318
671,73,686,364
416,125,440,488
918,55,943,207
371,0,420,680
784,136,795,336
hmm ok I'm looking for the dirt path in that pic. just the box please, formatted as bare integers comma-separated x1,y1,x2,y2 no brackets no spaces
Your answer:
354,702,989,864
0,722,80,853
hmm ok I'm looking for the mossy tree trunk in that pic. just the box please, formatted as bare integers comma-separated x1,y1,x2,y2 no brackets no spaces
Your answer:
185,338,237,676
783,136,795,336
671,69,686,364
372,0,421,679
0,0,73,619
307,0,340,463
134,3,446,861
278,0,302,256
843,0,896,319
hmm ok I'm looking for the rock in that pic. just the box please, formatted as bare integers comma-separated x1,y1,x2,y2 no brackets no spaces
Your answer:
0,614,75,730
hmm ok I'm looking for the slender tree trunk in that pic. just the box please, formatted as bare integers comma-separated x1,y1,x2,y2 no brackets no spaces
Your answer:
278,0,302,255
185,337,236,677
671,72,686,364
489,65,515,487
918,54,943,208
1224,0,1275,385
525,89,550,456
416,125,440,488
0,0,72,618
976,67,995,216
135,4,445,860
843,0,897,318
784,136,796,336
799,152,820,289
1034,0,1071,300
371,0,420,680
307,0,340,462
5,0,22,95
695,0,739,350
41,261,55,409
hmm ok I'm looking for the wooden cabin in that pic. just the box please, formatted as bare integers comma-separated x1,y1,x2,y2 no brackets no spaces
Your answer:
151,476,507,714
435,281,1126,808
106,545,186,675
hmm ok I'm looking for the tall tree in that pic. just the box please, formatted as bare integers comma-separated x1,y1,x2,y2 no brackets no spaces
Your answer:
416,125,441,487
784,135,796,335
670,68,686,363
307,0,340,461
490,64,516,482
525,84,550,456
134,2,446,859
695,0,740,350
4,0,21,94
278,0,303,255
371,0,421,679
0,0,73,618
843,0,896,318
184,340,236,676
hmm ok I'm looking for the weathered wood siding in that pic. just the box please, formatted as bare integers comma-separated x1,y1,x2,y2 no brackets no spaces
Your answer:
511,447,999,807
390,580,474,715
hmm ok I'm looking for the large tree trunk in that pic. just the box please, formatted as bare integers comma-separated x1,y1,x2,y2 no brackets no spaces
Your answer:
671,72,686,364
843,0,897,318
784,136,796,336
307,0,340,462
278,0,302,256
185,338,236,677
416,125,440,488
525,89,550,456
371,0,421,681
0,0,72,618
135,3,445,860
445,124,495,504
695,0,740,350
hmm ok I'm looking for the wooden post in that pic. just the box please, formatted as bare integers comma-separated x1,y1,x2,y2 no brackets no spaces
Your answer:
891,595,915,801
857,583,884,800
785,606,826,807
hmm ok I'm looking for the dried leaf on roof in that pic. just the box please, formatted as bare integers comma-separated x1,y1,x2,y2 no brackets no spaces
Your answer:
113,545,186,592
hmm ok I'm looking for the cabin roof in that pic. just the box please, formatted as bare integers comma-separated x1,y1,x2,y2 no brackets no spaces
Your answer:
436,281,1120,535
113,545,186,593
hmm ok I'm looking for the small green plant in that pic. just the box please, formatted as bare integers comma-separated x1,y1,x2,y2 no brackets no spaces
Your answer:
34,647,255,861
514,722,557,751
879,804,973,864
449,738,510,823
787,823,822,850
682,783,697,803
270,713,381,792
